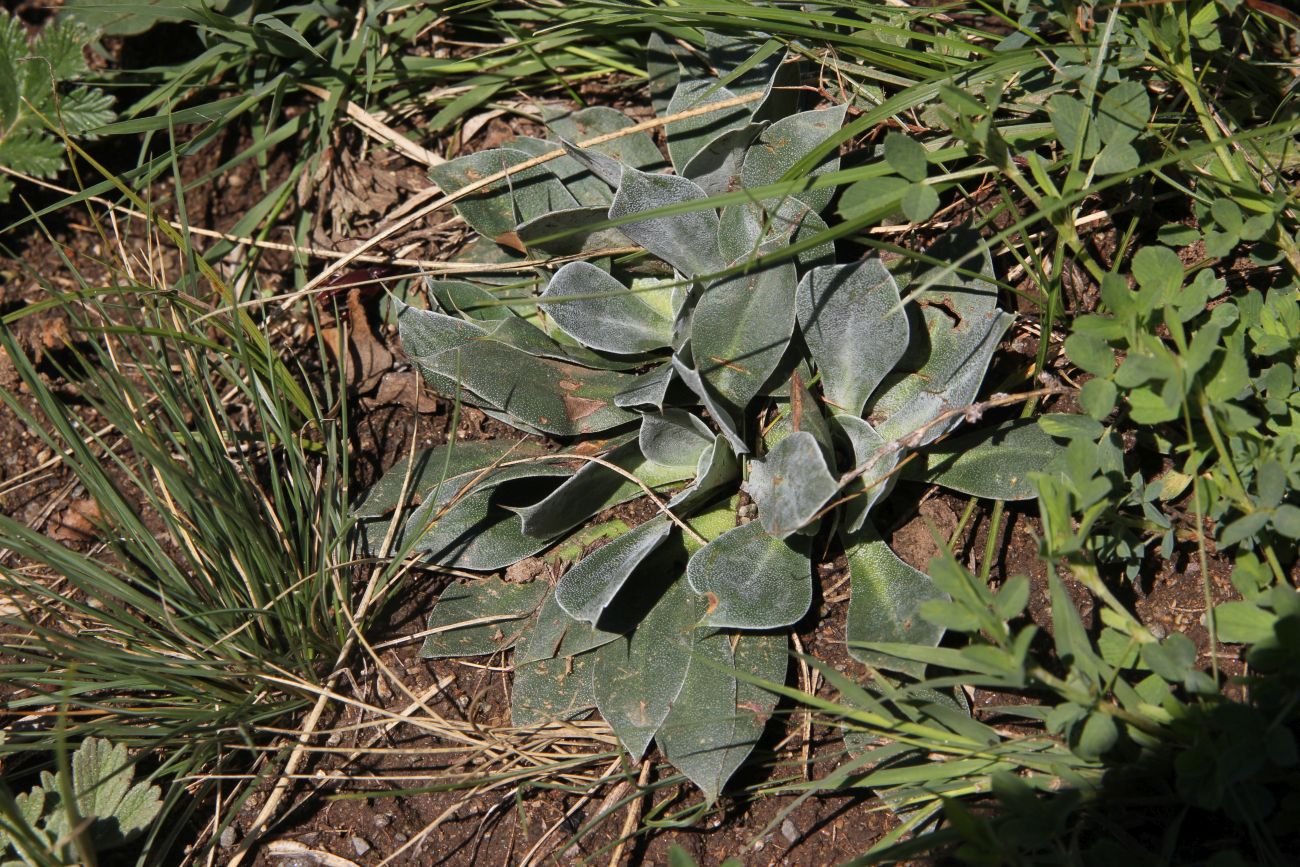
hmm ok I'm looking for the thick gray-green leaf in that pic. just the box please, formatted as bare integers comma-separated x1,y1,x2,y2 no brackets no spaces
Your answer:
541,261,673,354
595,577,701,759
639,409,715,468
420,577,547,658
511,649,597,726
673,345,747,454
516,591,624,665
544,104,668,172
517,440,693,539
691,254,798,415
665,78,754,175
902,419,1063,500
555,517,675,624
688,520,812,629
508,135,613,207
843,524,948,679
428,148,577,248
833,415,900,534
561,139,626,188
399,304,638,436
796,260,910,417
667,436,740,512
739,103,848,214
718,198,835,273
680,121,766,195
517,206,631,257
658,631,785,803
749,431,838,539
614,363,675,410
610,166,725,278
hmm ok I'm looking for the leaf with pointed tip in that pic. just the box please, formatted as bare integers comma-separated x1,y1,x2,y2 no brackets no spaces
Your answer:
665,78,754,175
543,105,667,172
739,104,848,214
517,206,630,257
555,516,675,624
659,630,785,803
516,591,624,665
420,577,547,658
511,650,597,726
688,520,812,629
902,419,1063,500
614,363,675,410
395,463,571,569
611,166,724,278
718,198,834,273
428,148,577,249
749,431,838,539
672,346,747,454
639,409,715,468
508,135,613,207
843,524,948,679
691,254,797,415
541,261,673,354
560,139,626,188
681,122,766,195
797,260,909,417
595,577,701,759
518,439,694,539
833,415,900,534
399,304,638,436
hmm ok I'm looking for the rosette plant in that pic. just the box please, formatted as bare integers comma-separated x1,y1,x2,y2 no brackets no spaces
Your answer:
355,33,1060,802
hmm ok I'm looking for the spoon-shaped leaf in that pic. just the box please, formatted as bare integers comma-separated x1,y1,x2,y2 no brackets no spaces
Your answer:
688,520,812,629
610,165,725,278
541,261,674,355
748,431,838,539
555,516,675,624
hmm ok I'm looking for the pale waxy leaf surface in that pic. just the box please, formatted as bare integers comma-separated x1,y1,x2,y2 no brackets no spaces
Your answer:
517,439,694,539
610,166,725,278
555,516,675,624
543,105,667,173
664,78,753,175
638,409,715,468
427,148,577,248
667,436,740,512
680,121,766,195
614,363,675,410
691,253,798,415
419,577,547,658
718,198,835,273
516,206,630,258
511,650,597,726
902,419,1064,500
672,346,747,454
541,261,673,354
843,524,948,679
515,591,624,665
833,415,900,534
658,631,786,803
594,577,701,759
399,304,638,436
688,520,812,629
748,431,839,539
507,135,613,207
739,103,848,214
796,260,910,417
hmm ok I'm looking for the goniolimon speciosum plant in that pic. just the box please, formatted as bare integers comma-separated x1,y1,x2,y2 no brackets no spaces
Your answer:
355,32,1061,802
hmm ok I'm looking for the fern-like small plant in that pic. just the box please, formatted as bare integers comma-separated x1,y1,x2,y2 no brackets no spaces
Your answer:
357,32,1062,802
0,738,163,865
0,10,113,204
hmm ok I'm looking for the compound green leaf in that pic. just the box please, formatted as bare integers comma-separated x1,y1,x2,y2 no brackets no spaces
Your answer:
688,520,812,629
903,419,1064,500
796,260,910,417
542,261,673,354
420,577,547,658
843,524,948,679
595,577,701,759
749,431,839,539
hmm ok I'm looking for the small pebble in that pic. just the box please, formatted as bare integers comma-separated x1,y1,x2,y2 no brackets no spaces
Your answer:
393,832,408,843
373,814,391,828
219,825,237,849
352,836,371,856
781,818,800,843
